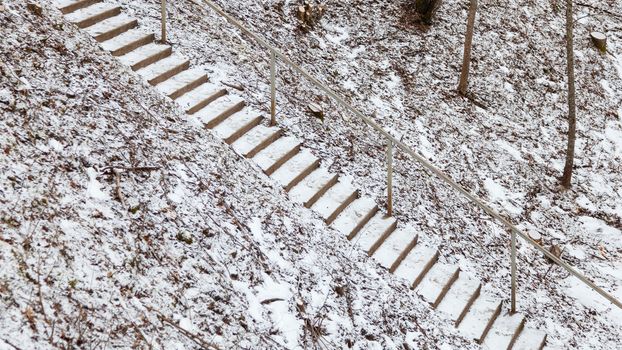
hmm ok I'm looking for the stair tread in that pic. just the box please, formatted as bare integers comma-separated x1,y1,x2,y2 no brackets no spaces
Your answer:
394,243,438,287
193,94,245,126
100,29,152,53
212,109,262,142
513,328,547,350
437,272,481,323
458,295,502,342
331,197,377,237
253,137,301,173
65,2,118,24
312,181,357,222
415,262,459,305
352,212,396,252
55,0,85,8
156,68,206,97
271,149,319,189
373,226,417,270
84,13,135,38
137,54,189,83
119,42,170,69
176,83,225,113
483,311,525,350
232,125,280,157
288,167,336,206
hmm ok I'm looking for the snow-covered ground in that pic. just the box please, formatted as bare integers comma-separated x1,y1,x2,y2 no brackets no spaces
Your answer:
108,0,621,347
0,2,482,349
1,0,621,348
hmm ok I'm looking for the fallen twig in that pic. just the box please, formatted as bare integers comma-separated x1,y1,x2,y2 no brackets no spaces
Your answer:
150,310,220,350
101,165,161,174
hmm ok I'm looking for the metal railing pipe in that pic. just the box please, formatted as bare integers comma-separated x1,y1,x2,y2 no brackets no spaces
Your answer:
270,50,277,126
161,0,167,43
387,138,394,217
511,229,517,313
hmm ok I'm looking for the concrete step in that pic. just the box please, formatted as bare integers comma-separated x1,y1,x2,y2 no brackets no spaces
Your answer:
394,243,438,288
288,168,338,208
312,181,358,225
56,0,100,15
458,295,503,344
415,263,460,308
353,212,397,253
232,125,281,158
331,197,378,239
101,29,154,57
512,328,547,350
483,311,525,350
119,42,172,71
65,2,120,28
253,136,301,176
137,54,190,86
176,83,227,115
85,13,136,42
271,149,320,191
156,68,208,99
193,95,245,129
437,273,481,326
372,226,418,272
213,109,263,144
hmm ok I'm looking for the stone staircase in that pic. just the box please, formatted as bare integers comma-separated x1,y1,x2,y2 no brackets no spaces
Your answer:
54,1,548,348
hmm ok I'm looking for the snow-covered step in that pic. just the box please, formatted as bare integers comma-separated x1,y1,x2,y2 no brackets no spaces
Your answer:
271,149,320,191
331,197,378,239
373,226,418,272
353,212,397,253
415,263,459,307
288,168,338,208
394,243,438,288
437,273,481,326
85,13,136,42
137,54,190,86
458,295,503,344
65,2,120,28
101,29,154,57
212,109,263,144
253,137,301,176
232,125,281,158
156,68,208,99
312,181,358,224
57,0,100,15
119,42,172,71
513,328,547,350
176,83,227,115
483,311,525,350
193,95,245,128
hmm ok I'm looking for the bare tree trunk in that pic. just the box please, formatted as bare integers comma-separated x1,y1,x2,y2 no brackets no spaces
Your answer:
458,0,478,95
561,0,577,188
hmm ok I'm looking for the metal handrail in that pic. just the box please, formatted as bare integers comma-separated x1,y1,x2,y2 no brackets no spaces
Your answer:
191,0,622,310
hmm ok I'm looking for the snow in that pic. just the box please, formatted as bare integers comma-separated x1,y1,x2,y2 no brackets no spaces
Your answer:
331,197,377,236
86,167,111,201
373,225,416,269
270,148,319,189
1,0,620,347
288,167,336,206
311,180,356,221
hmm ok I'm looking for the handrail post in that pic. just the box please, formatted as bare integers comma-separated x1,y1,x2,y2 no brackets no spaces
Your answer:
511,229,517,314
161,0,167,43
387,138,394,217
270,50,277,126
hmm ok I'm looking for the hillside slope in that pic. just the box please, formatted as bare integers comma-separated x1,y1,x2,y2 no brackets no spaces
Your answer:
106,0,622,348
0,3,474,349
